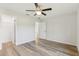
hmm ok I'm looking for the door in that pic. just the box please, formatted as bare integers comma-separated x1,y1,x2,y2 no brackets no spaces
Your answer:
35,21,47,45
39,22,47,39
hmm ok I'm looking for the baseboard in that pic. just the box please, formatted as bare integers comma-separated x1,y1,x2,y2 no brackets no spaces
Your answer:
15,40,35,46
40,39,77,47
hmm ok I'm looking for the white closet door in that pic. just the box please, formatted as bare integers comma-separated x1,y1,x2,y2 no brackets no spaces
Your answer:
39,22,47,39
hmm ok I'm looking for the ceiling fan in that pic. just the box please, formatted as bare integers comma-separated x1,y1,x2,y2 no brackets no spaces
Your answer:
25,3,52,16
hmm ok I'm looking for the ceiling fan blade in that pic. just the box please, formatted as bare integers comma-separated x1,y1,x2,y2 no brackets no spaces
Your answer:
42,8,52,11
34,3,38,8
25,10,35,11
41,12,46,16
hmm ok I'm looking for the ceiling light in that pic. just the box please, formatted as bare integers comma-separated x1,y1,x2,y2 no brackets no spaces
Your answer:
36,11,41,15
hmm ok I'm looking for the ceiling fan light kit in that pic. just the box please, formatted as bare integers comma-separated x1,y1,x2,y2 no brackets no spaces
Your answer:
25,3,52,16
36,11,41,15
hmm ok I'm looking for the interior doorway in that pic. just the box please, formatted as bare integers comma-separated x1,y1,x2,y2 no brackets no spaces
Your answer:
39,22,47,39
35,19,47,45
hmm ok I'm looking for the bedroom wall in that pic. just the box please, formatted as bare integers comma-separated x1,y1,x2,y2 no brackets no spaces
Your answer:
0,16,2,50
77,10,79,51
45,12,77,46
4,9,37,45
0,9,36,49
0,16,14,50
0,9,15,49
16,15,36,45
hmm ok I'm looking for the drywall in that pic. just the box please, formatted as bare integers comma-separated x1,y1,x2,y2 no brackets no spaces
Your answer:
77,10,79,51
0,14,14,49
0,9,15,49
45,12,77,46
2,9,37,45
16,15,36,45
0,16,2,50
0,8,36,49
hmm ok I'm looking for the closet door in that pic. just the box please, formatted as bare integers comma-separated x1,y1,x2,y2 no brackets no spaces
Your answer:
39,22,47,39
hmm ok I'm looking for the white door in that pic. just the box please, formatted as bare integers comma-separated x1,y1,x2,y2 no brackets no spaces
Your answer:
39,22,47,39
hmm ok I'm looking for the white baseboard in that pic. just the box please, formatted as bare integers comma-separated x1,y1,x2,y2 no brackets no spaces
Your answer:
15,40,34,46
46,39,76,46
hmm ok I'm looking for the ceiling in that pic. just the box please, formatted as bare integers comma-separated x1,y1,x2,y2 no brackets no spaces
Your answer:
0,3,79,17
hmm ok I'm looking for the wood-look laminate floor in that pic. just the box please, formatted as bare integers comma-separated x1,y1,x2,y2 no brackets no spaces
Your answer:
0,39,78,56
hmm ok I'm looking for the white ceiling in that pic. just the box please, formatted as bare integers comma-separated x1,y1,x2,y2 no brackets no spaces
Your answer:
0,3,79,17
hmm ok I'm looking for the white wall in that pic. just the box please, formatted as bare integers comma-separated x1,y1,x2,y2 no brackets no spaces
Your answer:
0,14,14,49
0,8,36,49
0,16,2,49
45,12,77,46
0,9,36,45
77,10,79,51
16,16,36,45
